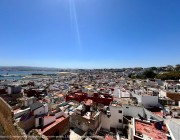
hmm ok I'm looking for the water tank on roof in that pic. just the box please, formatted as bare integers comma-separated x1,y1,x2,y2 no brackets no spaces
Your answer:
156,122,162,130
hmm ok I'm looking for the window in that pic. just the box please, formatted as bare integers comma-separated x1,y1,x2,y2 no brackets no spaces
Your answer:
119,119,122,123
39,118,42,126
119,110,122,113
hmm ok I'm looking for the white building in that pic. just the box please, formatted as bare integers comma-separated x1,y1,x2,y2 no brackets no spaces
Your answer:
113,87,131,101
101,98,139,131
18,96,36,107
8,85,22,94
30,102,48,116
132,90,159,108
101,105,123,130
35,109,68,128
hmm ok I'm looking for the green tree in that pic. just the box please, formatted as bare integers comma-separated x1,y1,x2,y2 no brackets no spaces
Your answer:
175,64,180,72
143,70,157,78
156,71,180,80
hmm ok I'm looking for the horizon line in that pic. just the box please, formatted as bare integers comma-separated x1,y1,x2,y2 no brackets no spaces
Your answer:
0,64,178,70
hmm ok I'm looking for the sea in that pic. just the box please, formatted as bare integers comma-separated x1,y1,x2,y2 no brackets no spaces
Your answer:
0,70,58,80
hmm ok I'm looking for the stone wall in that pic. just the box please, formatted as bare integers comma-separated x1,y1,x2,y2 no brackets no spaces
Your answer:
18,116,35,132
28,129,48,140
0,97,27,140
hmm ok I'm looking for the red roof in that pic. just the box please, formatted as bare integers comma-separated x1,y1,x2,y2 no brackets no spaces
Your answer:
105,135,115,140
135,120,169,140
153,112,163,118
84,99,93,106
41,116,65,134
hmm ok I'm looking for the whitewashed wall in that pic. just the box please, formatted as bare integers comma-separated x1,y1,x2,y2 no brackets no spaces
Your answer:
142,95,159,108
43,116,56,126
123,105,145,118
109,106,123,129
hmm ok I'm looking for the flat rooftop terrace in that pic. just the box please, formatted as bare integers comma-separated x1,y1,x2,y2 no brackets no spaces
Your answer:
40,116,65,134
111,98,137,107
135,120,169,140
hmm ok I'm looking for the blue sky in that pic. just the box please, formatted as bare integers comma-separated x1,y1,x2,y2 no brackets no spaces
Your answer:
0,0,180,68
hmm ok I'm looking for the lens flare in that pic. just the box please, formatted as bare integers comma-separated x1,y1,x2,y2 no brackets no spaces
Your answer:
69,0,82,52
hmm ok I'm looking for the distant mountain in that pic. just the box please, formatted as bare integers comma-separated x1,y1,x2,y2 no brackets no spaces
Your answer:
0,64,179,72
0,66,61,71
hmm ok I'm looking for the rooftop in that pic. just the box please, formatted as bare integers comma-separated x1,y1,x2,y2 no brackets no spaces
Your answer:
40,116,65,134
82,111,100,120
135,119,170,140
111,98,137,107
30,102,43,111
84,99,93,106
105,135,116,140
59,100,79,115
153,112,163,118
